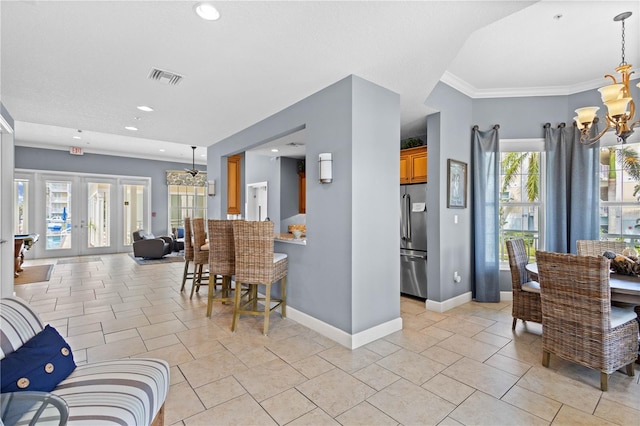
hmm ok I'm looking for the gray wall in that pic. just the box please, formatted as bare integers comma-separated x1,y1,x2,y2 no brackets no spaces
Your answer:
15,146,200,235
244,151,281,231
426,78,640,297
208,75,400,335
280,157,300,220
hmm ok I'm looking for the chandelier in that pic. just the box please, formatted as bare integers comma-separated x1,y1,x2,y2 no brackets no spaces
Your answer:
575,11,640,145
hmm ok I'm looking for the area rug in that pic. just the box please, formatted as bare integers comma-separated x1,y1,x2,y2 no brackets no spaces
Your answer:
14,264,54,285
57,256,102,265
129,253,185,265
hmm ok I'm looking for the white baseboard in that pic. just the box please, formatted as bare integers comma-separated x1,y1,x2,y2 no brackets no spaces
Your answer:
287,306,403,350
500,291,513,301
425,291,472,313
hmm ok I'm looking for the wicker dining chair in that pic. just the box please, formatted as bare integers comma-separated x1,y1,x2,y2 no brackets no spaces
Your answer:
190,218,211,298
231,220,287,335
535,250,638,391
180,217,195,292
576,240,626,256
206,219,243,317
506,239,542,330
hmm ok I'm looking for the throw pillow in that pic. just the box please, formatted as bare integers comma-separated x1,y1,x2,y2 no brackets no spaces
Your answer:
1,324,76,393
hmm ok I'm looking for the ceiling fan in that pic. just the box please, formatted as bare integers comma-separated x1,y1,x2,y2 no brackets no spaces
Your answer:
185,146,199,177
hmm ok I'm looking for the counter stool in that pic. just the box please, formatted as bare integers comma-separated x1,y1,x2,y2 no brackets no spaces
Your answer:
180,217,195,292
206,220,243,317
231,220,287,335
190,218,212,298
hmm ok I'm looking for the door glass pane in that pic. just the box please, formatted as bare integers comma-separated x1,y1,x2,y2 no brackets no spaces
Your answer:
46,180,71,250
14,179,29,234
123,185,145,245
87,182,110,248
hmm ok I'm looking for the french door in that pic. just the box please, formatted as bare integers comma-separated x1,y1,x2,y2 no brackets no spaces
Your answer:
16,171,150,258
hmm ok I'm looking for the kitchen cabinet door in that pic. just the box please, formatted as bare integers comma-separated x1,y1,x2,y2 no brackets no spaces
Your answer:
400,146,427,184
227,154,242,215
298,172,306,214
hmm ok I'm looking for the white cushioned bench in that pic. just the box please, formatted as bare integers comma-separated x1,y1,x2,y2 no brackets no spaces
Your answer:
0,297,169,426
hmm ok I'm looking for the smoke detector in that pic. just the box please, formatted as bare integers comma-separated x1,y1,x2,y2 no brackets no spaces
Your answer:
148,68,183,85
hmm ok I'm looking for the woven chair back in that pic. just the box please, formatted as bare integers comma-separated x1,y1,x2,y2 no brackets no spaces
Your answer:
208,220,235,277
576,240,626,256
192,218,208,264
233,221,275,284
506,239,531,290
183,217,193,261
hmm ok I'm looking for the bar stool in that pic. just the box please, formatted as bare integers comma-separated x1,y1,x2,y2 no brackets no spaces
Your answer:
180,217,195,292
231,220,287,335
206,220,236,317
190,218,211,298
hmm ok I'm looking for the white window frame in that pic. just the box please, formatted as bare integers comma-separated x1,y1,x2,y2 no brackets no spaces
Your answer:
499,138,546,269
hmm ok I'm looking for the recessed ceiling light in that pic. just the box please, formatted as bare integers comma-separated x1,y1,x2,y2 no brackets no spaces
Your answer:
271,148,279,153
125,126,138,131
137,105,154,112
159,149,165,152
73,135,81,140
194,2,220,21
200,154,206,157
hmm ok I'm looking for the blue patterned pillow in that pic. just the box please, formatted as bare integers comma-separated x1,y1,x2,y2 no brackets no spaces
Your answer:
1,324,76,393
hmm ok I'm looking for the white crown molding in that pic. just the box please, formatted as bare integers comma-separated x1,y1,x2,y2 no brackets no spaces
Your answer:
441,69,640,99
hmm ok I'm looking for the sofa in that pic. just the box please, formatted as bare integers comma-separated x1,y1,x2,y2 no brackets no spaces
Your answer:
0,297,169,425
132,230,173,258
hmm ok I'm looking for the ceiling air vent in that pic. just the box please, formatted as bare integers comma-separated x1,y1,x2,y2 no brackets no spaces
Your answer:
147,68,183,85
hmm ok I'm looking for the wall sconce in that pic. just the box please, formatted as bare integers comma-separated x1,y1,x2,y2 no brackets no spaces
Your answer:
208,180,215,196
319,153,333,183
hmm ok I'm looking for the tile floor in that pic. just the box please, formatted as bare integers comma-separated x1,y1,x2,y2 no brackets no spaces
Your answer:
13,253,640,425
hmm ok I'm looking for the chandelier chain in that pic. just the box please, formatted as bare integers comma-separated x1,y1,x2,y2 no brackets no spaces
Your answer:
620,18,626,66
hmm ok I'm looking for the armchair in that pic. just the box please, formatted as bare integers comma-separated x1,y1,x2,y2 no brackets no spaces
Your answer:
132,230,173,259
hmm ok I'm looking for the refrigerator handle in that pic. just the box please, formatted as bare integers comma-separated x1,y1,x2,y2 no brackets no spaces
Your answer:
401,194,407,240
406,193,411,240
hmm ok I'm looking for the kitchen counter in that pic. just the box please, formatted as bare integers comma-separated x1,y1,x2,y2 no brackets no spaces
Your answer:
274,233,306,245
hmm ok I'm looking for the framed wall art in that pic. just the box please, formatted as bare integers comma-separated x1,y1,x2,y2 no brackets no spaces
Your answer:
447,159,467,208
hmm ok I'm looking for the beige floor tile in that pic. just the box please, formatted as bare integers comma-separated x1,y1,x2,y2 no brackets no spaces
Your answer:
165,381,206,426
431,316,488,337
484,353,532,377
517,366,603,414
401,314,436,331
376,349,446,385
437,416,464,426
179,350,247,388
68,321,103,337
266,335,327,364
261,388,317,424
137,343,195,367
170,365,186,385
233,345,279,367
382,328,441,353
600,368,640,411
551,404,618,426
291,355,336,379
318,345,382,373
363,338,401,357
450,390,547,425
287,407,340,426
65,330,105,350
184,394,277,426
104,328,140,343
335,401,399,426
87,336,147,362
194,376,246,409
420,325,454,341
101,314,150,334
366,378,455,425
501,384,562,422
352,363,401,391
296,368,376,417
593,397,640,425
472,330,511,348
420,345,463,366
137,319,188,340
422,374,475,405
144,334,181,351
234,358,307,402
442,357,519,398
436,334,501,362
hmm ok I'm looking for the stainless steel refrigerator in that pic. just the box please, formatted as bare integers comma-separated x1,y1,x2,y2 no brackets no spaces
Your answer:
400,183,428,298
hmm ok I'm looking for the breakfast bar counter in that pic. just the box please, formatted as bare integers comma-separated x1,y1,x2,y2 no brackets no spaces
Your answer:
274,233,306,245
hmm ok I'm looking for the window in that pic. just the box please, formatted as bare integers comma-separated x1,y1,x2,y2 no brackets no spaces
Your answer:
168,185,207,231
499,140,545,264
14,179,29,234
598,142,640,248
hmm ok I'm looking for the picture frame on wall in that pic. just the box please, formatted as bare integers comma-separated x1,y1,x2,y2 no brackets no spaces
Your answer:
447,159,467,208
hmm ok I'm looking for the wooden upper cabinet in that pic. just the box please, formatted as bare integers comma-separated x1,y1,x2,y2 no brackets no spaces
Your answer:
227,154,242,215
298,172,306,214
400,146,427,184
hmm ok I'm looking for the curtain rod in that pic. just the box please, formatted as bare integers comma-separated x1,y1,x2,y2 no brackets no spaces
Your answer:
472,124,500,130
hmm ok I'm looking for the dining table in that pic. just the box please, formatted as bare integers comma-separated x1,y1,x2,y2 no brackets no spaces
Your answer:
526,262,640,305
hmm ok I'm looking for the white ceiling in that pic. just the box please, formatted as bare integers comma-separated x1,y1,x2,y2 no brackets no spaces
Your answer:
2,1,639,165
